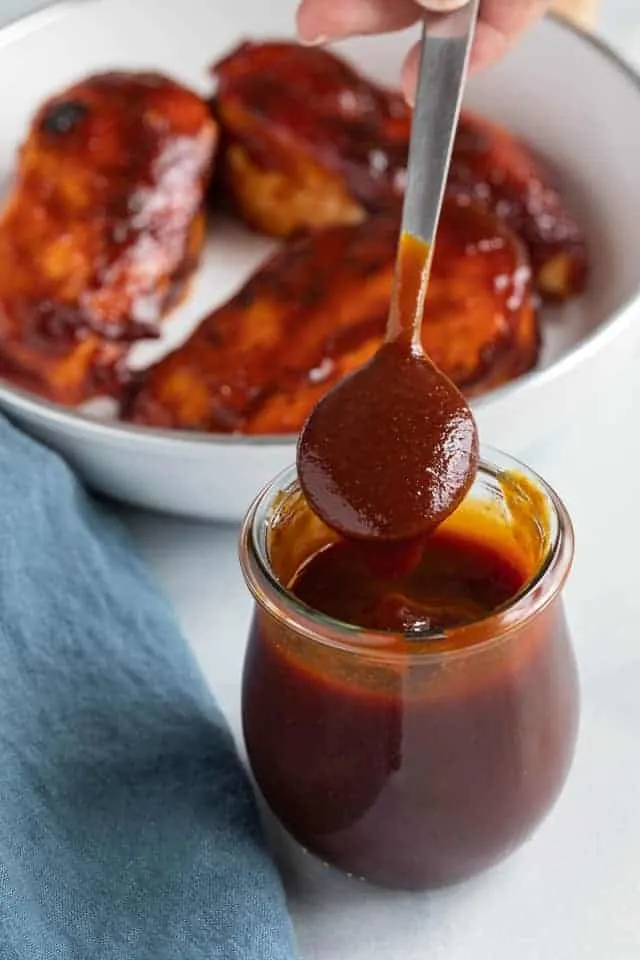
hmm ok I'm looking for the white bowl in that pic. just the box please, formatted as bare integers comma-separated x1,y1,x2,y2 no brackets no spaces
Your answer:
0,0,638,520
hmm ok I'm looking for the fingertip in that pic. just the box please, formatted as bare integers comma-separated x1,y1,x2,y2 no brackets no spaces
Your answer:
402,24,505,104
401,43,420,107
468,21,511,72
297,0,421,45
298,33,330,47
296,0,325,44
414,0,468,9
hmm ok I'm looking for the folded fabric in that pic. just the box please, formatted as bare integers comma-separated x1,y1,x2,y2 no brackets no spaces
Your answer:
0,417,298,960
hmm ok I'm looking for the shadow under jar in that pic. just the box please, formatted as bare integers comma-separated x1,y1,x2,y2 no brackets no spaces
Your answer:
239,450,579,891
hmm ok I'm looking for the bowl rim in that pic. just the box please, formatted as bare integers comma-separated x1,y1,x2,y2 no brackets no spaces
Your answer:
0,11,637,451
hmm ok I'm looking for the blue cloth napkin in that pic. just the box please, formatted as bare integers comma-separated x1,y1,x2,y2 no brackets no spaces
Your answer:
0,417,298,960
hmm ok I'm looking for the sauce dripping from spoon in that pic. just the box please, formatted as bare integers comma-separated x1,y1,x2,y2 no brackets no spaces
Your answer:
297,233,478,542
297,2,481,544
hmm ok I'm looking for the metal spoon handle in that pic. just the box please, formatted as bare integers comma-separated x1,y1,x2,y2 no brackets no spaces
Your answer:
401,0,480,243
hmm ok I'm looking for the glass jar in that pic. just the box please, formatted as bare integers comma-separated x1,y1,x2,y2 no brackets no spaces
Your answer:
239,449,579,891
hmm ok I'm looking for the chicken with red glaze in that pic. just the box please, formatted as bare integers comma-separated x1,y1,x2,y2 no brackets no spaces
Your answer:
0,71,217,404
211,40,408,235
125,195,538,435
211,40,587,301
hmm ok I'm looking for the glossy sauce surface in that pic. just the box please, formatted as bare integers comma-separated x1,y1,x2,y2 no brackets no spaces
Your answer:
297,233,479,542
126,197,536,435
213,40,409,216
291,528,525,635
212,41,587,301
0,71,216,405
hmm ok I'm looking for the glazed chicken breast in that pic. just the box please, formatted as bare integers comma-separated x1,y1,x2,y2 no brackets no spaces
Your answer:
449,112,588,302
211,40,587,301
211,40,408,236
0,71,217,403
126,195,538,435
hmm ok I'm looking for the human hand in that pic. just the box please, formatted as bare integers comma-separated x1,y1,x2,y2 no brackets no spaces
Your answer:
296,0,550,100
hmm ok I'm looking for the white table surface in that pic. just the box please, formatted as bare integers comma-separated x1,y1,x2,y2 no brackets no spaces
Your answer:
3,0,639,957
123,9,639,960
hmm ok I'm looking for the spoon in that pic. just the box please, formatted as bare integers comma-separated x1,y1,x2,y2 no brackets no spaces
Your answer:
297,1,481,543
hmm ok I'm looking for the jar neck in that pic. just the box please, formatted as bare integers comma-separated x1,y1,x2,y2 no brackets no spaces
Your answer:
239,450,574,664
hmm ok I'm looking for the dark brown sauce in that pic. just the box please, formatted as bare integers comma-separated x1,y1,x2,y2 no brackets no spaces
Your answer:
297,232,479,542
242,509,579,888
291,527,525,635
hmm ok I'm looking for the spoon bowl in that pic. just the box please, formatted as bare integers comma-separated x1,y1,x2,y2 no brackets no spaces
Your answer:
297,340,478,541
